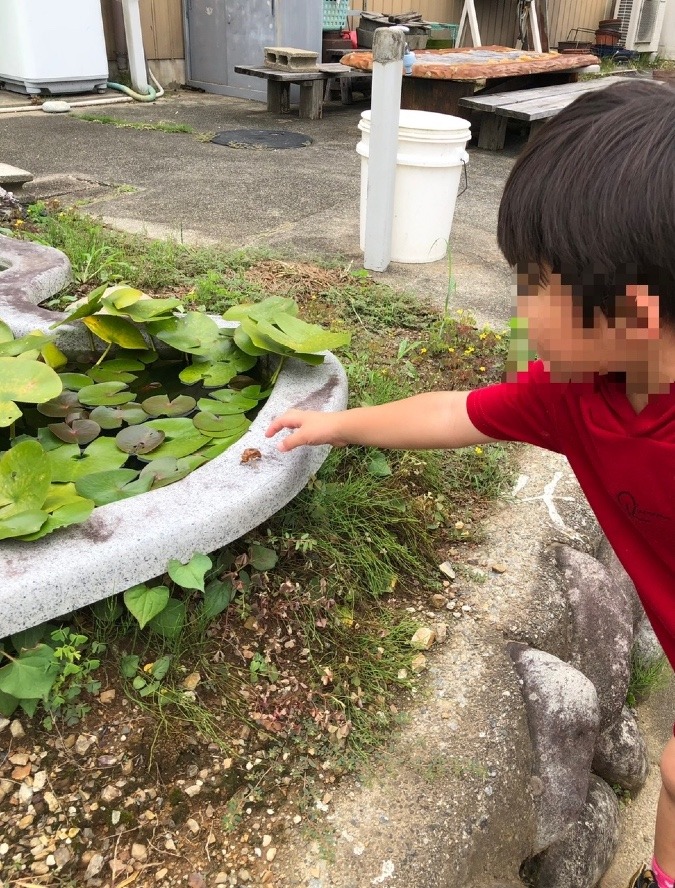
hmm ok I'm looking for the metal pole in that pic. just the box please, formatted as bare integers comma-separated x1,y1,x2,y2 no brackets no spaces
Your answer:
363,27,406,272
121,0,150,95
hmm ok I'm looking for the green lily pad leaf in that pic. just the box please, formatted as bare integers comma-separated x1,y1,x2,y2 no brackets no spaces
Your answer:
100,284,145,311
140,418,209,461
0,319,14,344
197,437,239,459
238,317,325,363
193,412,251,438
0,510,48,540
53,284,107,327
47,437,128,483
58,372,93,391
202,577,235,621
141,394,197,418
153,313,221,354
0,401,22,428
78,382,134,407
42,482,84,512
223,296,298,322
239,384,272,400
81,315,148,350
75,469,150,506
36,427,66,452
269,311,351,353
138,454,205,488
167,553,212,592
0,441,51,517
196,397,252,416
0,332,52,358
201,363,239,389
18,496,95,541
116,424,165,455
124,349,158,365
148,598,185,638
86,366,138,385
0,644,59,699
124,583,170,629
233,325,268,357
249,544,278,572
37,390,81,418
177,363,207,386
0,356,63,404
40,341,68,370
89,404,147,429
122,298,184,322
48,419,101,446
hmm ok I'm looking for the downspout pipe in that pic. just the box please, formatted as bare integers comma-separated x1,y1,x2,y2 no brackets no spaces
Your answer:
111,0,129,72
121,0,150,95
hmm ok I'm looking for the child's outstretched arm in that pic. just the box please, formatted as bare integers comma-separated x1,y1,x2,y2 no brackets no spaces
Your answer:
265,391,497,453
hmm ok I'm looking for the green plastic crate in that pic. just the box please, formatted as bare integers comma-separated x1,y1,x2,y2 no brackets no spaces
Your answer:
323,0,349,31
426,22,459,48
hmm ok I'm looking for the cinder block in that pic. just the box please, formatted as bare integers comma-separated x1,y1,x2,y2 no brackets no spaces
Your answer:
0,163,33,189
264,47,319,72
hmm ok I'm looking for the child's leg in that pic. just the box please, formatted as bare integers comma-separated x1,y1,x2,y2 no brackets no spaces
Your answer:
654,737,675,884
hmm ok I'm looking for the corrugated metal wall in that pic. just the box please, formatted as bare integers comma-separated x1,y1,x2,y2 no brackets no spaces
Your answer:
101,0,611,64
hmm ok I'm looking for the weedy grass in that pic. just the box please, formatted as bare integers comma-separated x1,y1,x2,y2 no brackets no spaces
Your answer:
626,647,672,707
73,112,204,136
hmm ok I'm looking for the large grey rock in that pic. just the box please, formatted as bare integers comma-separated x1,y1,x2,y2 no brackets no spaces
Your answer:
555,545,634,730
509,643,600,854
633,617,665,670
592,706,649,793
595,534,644,631
530,775,621,888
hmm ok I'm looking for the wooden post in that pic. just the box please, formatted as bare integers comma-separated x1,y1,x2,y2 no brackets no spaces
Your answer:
267,81,291,114
299,80,325,119
363,27,405,273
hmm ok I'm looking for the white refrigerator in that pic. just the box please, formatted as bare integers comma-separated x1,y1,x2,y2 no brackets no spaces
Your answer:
0,0,109,94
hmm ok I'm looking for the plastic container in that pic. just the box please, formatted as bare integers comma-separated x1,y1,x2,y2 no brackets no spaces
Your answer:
0,0,108,94
357,109,471,264
426,22,459,48
322,0,349,31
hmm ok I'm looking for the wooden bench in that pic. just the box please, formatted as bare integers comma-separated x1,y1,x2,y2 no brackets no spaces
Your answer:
233,63,370,120
459,75,642,150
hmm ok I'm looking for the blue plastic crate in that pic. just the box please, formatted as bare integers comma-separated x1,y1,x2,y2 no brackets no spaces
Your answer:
323,0,349,31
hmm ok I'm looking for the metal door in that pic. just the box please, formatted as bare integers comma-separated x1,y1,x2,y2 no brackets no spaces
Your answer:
184,0,275,99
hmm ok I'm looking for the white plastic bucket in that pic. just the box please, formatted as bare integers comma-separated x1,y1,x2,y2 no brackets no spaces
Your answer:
357,109,471,264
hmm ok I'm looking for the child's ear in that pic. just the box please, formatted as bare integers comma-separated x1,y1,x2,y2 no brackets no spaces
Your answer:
613,285,661,340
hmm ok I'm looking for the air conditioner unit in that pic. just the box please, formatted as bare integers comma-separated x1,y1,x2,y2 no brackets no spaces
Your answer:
614,0,668,51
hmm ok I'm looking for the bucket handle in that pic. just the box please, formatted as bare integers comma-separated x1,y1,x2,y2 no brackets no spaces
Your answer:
457,153,469,196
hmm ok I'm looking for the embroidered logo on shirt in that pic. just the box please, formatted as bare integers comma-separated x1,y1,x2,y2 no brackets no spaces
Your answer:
616,491,670,523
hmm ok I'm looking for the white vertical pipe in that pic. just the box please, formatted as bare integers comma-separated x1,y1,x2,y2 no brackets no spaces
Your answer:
121,0,150,95
363,27,406,273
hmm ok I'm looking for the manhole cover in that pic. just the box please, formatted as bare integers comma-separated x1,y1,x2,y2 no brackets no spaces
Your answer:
211,129,313,150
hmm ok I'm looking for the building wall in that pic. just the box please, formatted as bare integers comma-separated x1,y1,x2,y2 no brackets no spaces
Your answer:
659,0,675,56
101,0,184,61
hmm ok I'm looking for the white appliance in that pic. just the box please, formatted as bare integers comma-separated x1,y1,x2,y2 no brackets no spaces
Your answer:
614,0,669,51
0,0,109,94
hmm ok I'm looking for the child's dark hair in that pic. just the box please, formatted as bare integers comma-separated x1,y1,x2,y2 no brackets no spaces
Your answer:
497,81,675,326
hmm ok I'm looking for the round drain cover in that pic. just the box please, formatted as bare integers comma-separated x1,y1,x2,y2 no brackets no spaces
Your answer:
211,129,313,150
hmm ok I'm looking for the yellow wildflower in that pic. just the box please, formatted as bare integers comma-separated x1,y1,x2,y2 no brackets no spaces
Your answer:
448,347,455,353
479,366,486,372
474,446,483,455
13,219,24,227
420,347,427,354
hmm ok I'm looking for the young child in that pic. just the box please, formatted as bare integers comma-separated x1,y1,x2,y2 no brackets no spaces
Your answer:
266,80,675,888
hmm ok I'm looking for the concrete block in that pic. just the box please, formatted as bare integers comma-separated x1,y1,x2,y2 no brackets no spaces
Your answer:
0,163,33,189
264,47,319,71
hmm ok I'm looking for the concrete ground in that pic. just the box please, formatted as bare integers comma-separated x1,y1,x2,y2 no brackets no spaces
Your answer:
1,84,672,884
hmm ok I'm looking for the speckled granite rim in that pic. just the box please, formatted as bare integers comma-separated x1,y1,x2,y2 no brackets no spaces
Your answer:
0,235,348,636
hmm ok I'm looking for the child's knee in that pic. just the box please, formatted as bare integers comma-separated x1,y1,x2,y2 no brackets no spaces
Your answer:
660,737,675,798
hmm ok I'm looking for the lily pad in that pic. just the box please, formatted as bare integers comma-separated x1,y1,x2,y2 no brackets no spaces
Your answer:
139,418,209,461
193,411,251,439
0,440,51,518
48,419,101,446
89,404,148,429
124,349,159,365
36,390,81,418
223,296,298,322
81,315,148,350
75,469,149,506
115,424,166,455
40,342,68,370
0,332,53,358
86,365,139,385
0,401,22,428
53,284,106,327
0,510,49,540
139,454,206,488
47,437,129,483
121,297,184,323
18,496,95,541
58,373,93,392
141,394,197,418
153,313,221,354
0,357,63,404
78,382,135,407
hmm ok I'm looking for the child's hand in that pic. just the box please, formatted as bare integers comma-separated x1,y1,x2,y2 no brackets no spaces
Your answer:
265,410,348,452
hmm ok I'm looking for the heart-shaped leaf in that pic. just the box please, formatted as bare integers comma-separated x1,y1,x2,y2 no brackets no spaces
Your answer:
124,583,170,629
78,382,134,407
139,418,209,461
197,391,257,415
58,372,93,391
75,469,151,506
249,544,278,572
124,349,158,365
148,598,185,638
47,437,128,483
153,313,221,354
0,644,59,699
89,404,148,429
0,441,51,517
100,284,145,311
115,424,166,455
193,412,251,438
138,454,206,488
0,357,63,404
48,419,101,446
81,315,148,350
18,496,95,541
223,296,298,322
202,577,235,621
37,390,81,418
0,401,22,428
141,394,197,417
167,553,212,592
87,366,138,385
0,332,52,358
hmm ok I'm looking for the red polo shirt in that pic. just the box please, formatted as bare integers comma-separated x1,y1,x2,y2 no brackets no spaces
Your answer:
466,360,675,666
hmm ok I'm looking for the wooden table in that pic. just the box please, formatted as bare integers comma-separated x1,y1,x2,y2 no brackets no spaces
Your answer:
233,63,368,119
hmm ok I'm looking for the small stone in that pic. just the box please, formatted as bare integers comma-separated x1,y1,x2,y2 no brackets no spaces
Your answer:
164,838,177,851
74,734,95,755
186,818,200,834
265,847,277,862
131,843,148,862
11,764,31,780
293,815,302,824
9,719,25,738
188,874,207,888
182,672,201,690
238,869,251,882
31,861,50,875
84,854,105,879
18,813,34,829
99,689,116,704
0,843,9,855
492,562,507,573
156,868,169,880
185,784,201,797
9,752,29,766
63,734,76,749
18,783,33,805
54,845,72,868
262,834,272,847
32,770,48,792
43,791,60,812
411,653,427,673
46,854,56,867
0,717,9,733
438,561,456,580
215,874,228,885
410,628,436,650
42,100,71,113
434,622,448,643
430,594,448,609
100,785,122,803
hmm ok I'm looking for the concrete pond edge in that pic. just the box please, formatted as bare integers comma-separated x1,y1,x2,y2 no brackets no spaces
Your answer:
0,236,348,634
